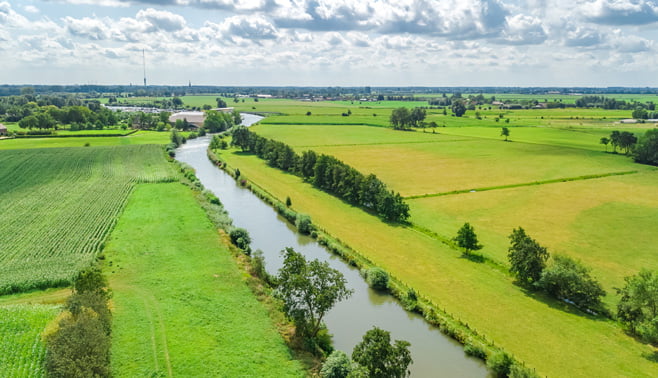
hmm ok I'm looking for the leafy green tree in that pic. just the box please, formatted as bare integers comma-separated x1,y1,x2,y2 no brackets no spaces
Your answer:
295,214,313,235
366,267,389,290
390,107,411,130
320,350,352,378
231,126,251,151
632,107,648,120
172,97,183,108
501,127,510,141
18,114,38,129
351,327,412,378
633,129,658,166
451,100,466,117
508,227,549,286
229,227,251,254
537,255,606,309
454,222,483,254
616,269,658,342
610,130,621,153
410,107,426,127
204,110,229,132
600,137,610,152
275,248,353,339
618,131,638,155
216,97,227,108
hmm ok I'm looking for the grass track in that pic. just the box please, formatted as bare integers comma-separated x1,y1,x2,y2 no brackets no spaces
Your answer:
106,182,305,377
219,149,658,377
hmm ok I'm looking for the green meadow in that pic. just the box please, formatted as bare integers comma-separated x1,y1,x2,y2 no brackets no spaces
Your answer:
218,97,658,376
106,183,305,377
0,131,179,150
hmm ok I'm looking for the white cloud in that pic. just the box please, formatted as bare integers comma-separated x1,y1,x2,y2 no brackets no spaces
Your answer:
64,16,110,40
24,5,39,14
497,14,547,44
136,8,186,32
581,0,658,25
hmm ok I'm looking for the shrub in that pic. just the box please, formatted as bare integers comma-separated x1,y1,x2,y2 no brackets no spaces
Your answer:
320,350,352,378
229,228,252,254
295,213,313,235
509,363,540,378
487,351,513,377
463,341,486,359
537,254,605,310
366,267,389,291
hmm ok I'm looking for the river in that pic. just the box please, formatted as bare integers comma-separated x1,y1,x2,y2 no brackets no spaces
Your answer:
175,114,488,377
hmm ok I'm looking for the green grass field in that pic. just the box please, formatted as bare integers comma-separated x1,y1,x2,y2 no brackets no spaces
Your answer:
0,131,179,150
218,148,657,377
217,97,658,376
0,304,58,377
106,183,305,377
0,145,174,294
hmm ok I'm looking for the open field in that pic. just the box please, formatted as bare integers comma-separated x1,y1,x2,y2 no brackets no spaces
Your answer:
218,148,658,377
0,304,58,377
250,123,649,197
0,131,181,150
0,145,174,294
106,183,305,377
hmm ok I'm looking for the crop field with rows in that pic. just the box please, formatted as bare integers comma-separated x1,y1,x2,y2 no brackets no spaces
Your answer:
0,304,58,377
0,144,174,294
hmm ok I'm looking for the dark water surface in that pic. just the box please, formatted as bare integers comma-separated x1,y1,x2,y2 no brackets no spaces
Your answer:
176,114,488,377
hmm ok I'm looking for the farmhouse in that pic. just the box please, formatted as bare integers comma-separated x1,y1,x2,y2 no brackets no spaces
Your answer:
168,108,234,127
0,123,7,136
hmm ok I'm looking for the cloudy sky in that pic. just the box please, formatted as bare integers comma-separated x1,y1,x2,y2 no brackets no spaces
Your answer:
1,0,657,86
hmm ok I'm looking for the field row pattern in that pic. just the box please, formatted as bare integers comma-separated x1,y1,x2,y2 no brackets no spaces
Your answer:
0,145,174,294
0,304,58,377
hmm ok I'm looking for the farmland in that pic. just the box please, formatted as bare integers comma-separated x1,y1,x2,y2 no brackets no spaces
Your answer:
0,304,59,377
214,97,658,376
0,130,180,150
0,145,174,294
106,183,306,377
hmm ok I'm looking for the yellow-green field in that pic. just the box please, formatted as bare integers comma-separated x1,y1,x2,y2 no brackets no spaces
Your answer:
214,97,658,376
218,149,657,377
0,131,179,150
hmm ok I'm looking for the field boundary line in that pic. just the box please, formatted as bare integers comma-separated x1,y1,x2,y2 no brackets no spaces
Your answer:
405,170,639,199
296,139,472,148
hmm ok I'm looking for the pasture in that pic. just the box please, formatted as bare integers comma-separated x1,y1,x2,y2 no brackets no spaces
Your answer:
217,147,657,377
217,97,658,376
0,145,174,294
107,183,305,377
0,304,58,377
0,130,179,150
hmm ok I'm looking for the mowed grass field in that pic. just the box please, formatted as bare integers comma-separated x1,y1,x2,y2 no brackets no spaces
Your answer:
0,130,180,150
0,304,58,377
0,145,175,294
106,183,305,377
218,149,657,377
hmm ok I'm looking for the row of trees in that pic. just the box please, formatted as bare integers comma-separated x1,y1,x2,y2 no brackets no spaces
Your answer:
389,107,427,129
600,129,658,166
229,128,410,222
44,267,112,377
456,223,607,311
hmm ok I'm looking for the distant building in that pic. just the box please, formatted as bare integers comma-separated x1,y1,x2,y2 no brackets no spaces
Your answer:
168,108,234,127
0,124,7,136
168,111,205,127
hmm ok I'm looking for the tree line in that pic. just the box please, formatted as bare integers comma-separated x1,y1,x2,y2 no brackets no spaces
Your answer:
599,129,658,166
228,127,410,222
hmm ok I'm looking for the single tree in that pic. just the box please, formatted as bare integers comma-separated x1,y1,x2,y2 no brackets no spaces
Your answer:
501,127,510,141
616,269,658,342
216,97,227,108
600,137,610,152
320,350,352,378
351,327,412,378
454,222,483,254
508,227,549,286
275,248,353,339
451,100,466,117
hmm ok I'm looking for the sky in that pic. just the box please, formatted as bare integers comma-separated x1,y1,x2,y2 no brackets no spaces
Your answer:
1,0,657,87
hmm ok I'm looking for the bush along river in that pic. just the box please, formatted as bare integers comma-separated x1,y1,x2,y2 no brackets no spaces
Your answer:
176,114,488,377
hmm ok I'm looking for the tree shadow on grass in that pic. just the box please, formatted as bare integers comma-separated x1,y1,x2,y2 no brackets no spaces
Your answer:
642,350,658,363
515,284,609,322
459,252,485,263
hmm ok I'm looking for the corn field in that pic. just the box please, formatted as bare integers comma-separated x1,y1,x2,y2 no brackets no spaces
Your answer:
0,144,175,294
0,304,58,377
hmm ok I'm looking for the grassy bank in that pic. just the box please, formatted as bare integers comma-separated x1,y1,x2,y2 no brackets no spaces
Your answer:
105,182,306,377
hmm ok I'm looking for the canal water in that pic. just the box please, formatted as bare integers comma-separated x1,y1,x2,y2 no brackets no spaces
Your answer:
176,114,488,377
